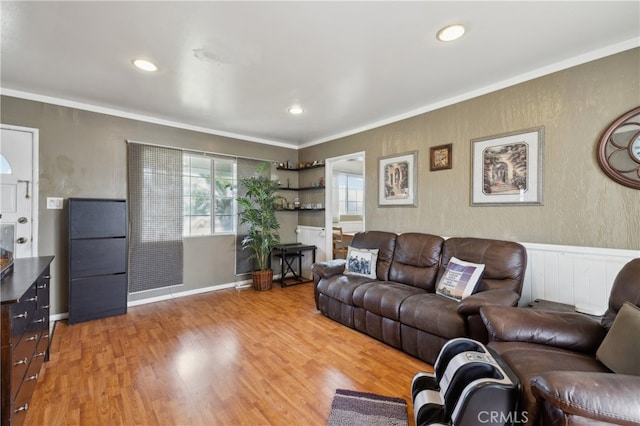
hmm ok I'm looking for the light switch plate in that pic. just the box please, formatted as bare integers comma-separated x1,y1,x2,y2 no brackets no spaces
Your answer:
46,197,64,209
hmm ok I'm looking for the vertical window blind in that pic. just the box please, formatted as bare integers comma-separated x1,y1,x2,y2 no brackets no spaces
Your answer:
128,142,184,292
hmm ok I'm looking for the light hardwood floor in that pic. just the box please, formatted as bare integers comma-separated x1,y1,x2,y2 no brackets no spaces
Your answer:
25,283,433,425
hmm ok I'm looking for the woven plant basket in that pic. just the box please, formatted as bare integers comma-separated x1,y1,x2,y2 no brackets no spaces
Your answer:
252,269,273,291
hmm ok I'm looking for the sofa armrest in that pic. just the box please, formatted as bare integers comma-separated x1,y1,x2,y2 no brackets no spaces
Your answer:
311,259,346,280
456,288,520,315
480,305,606,353
531,372,640,425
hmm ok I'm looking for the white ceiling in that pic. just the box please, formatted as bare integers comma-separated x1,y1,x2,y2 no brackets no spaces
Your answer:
1,1,638,148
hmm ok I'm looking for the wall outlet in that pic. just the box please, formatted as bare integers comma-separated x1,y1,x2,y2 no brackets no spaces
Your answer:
46,197,64,209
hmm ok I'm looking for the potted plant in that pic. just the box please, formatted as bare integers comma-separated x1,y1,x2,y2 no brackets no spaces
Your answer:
237,162,281,290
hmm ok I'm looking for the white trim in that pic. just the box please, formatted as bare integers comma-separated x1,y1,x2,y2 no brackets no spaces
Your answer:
0,88,297,150
520,241,640,258
0,124,39,257
300,38,640,148
3,39,637,150
518,241,639,311
127,279,253,307
50,279,253,321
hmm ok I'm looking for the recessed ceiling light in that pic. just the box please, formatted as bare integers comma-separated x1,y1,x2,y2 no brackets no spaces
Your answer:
133,59,158,72
288,105,304,115
436,24,465,42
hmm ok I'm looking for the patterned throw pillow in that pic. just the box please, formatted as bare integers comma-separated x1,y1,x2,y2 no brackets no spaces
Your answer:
436,256,485,301
344,247,379,279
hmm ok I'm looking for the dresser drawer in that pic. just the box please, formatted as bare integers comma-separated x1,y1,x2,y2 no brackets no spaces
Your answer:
34,334,49,362
12,362,41,426
11,330,40,400
9,285,38,341
36,273,50,308
26,309,49,334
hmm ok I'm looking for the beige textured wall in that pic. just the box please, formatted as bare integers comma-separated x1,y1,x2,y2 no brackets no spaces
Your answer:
301,48,640,250
0,97,298,314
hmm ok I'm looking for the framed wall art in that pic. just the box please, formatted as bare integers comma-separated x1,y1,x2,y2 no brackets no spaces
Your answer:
471,127,544,206
378,151,417,207
430,144,452,171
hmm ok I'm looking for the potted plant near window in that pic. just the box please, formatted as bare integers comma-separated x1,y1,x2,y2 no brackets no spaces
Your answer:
237,162,281,290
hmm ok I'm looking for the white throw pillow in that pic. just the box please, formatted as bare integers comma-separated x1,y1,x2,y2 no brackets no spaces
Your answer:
436,256,485,301
344,247,378,279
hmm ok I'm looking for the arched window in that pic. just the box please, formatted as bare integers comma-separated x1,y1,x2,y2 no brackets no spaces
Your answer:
0,154,12,174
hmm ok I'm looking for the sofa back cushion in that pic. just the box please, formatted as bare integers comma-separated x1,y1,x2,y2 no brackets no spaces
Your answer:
602,258,640,329
351,231,397,281
388,232,444,291
439,237,526,294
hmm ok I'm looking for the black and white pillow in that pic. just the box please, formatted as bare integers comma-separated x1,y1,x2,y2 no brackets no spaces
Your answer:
344,247,379,279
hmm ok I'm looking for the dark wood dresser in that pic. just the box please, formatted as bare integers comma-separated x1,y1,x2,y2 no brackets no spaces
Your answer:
1,256,53,426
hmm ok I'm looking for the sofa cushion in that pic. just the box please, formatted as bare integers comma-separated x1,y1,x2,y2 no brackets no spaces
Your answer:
351,231,397,281
344,247,378,279
315,274,376,305
388,232,443,291
440,237,526,294
435,256,484,301
352,281,425,320
602,258,640,329
399,294,465,339
596,302,640,375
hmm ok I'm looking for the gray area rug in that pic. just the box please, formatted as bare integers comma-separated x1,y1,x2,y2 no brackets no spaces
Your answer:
327,389,408,426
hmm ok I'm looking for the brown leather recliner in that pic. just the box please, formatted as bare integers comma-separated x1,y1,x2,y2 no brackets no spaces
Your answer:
480,258,640,425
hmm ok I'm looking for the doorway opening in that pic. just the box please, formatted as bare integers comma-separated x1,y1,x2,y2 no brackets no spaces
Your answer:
324,152,365,258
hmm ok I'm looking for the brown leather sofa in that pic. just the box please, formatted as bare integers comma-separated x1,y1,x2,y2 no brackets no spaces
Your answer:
480,258,640,425
312,231,527,364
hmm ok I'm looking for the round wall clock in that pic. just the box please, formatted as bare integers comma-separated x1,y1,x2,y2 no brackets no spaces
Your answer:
597,106,640,189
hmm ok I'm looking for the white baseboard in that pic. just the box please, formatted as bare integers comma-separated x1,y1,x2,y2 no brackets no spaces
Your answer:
50,278,254,323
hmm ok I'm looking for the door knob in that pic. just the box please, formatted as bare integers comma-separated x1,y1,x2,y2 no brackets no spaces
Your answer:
18,217,28,224
17,237,27,244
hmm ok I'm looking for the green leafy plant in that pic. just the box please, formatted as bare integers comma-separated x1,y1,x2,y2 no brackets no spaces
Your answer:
237,162,281,271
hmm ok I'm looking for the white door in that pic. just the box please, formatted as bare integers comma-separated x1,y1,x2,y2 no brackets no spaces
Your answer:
0,125,39,259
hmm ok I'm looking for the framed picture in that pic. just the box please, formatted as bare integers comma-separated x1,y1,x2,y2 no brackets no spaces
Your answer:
471,127,544,206
430,144,452,171
378,151,418,207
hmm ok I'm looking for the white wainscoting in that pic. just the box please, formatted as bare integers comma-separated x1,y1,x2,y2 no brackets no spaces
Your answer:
519,242,639,312
296,226,327,280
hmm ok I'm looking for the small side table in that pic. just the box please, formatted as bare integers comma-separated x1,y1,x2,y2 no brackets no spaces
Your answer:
272,243,317,287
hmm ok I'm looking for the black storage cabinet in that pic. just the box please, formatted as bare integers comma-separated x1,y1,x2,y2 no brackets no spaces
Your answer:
68,198,127,324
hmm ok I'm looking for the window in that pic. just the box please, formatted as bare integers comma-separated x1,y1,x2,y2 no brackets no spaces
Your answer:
183,154,237,236
0,154,12,174
337,173,364,215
